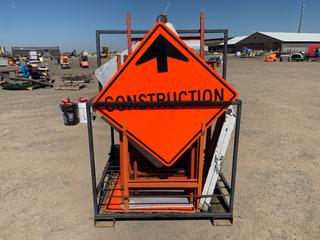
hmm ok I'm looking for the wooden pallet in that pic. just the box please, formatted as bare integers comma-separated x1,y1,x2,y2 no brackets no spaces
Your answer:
0,80,8,85
55,83,85,90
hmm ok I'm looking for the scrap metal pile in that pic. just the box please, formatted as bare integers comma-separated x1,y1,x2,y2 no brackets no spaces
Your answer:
55,74,92,90
0,62,53,90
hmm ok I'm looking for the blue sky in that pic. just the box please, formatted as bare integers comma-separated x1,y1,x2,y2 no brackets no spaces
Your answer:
1,0,319,52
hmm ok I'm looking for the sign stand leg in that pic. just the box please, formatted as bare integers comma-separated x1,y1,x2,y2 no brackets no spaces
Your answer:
189,143,196,204
196,122,206,208
121,125,129,211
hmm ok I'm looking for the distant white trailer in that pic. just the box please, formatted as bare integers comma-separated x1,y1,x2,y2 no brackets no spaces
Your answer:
29,51,38,60
199,106,236,211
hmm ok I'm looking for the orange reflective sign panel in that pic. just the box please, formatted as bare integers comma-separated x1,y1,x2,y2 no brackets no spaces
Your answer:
93,22,238,166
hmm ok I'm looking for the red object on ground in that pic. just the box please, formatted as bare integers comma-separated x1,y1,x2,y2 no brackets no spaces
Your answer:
77,97,88,103
61,97,73,106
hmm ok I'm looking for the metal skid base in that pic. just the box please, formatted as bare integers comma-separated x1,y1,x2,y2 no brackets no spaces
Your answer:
95,145,234,225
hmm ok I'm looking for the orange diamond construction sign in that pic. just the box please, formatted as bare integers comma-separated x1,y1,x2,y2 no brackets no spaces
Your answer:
93,22,238,167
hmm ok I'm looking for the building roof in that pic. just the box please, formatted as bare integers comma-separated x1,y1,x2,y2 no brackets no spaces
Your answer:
219,35,248,45
184,40,208,50
258,32,320,42
12,46,60,50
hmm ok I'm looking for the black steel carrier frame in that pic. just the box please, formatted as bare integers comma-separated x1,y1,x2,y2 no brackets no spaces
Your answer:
87,27,241,225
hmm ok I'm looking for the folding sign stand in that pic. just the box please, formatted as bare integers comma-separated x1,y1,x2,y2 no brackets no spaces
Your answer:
88,14,241,226
199,106,237,211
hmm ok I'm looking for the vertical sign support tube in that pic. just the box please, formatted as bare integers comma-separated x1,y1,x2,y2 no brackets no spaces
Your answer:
126,15,132,56
121,124,130,211
196,122,206,208
189,143,196,204
116,54,121,68
200,12,205,60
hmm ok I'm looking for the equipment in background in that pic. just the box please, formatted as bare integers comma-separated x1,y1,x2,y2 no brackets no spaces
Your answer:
38,65,51,81
291,52,308,62
60,55,70,69
28,51,38,61
8,56,16,66
264,53,277,62
240,47,256,58
0,61,53,91
79,54,89,68
7,56,20,66
206,56,222,70
280,54,291,62
101,47,109,58
0,74,53,90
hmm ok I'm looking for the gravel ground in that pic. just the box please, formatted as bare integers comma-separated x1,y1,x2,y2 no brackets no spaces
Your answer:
0,56,319,240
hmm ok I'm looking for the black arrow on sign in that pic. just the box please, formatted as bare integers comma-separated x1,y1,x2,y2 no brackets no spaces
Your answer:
136,34,189,73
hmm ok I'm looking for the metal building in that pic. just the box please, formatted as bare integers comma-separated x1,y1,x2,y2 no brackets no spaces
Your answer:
205,38,225,52
235,32,320,53
205,36,247,53
11,46,60,58
218,36,248,53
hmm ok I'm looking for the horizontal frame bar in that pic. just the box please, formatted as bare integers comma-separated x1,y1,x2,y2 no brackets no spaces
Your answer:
95,212,232,220
91,100,241,108
96,29,227,35
95,27,228,80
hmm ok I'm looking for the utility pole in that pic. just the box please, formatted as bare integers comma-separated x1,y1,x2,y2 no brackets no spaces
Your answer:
298,2,306,33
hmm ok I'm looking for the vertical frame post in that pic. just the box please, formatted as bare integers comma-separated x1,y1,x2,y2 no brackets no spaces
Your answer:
96,31,101,68
96,31,102,91
229,101,242,215
109,54,122,149
86,102,98,216
222,30,228,79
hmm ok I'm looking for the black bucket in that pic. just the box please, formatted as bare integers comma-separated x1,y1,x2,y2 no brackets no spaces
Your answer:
60,102,79,126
